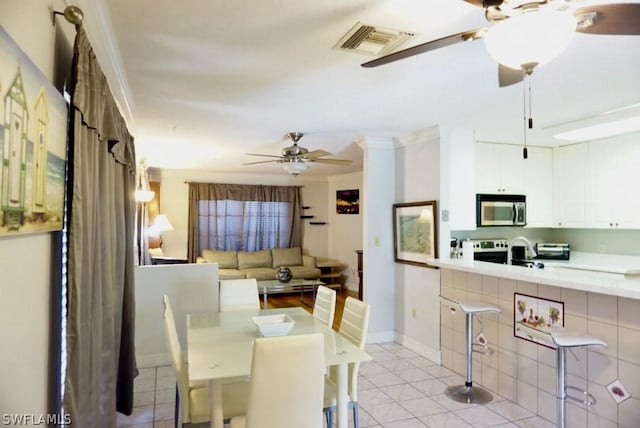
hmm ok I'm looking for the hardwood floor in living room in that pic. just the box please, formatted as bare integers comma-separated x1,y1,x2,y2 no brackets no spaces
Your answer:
265,287,358,331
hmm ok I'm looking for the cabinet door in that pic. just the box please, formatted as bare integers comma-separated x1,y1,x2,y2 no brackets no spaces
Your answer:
475,143,504,193
523,147,553,227
553,143,591,228
590,135,640,229
475,143,525,194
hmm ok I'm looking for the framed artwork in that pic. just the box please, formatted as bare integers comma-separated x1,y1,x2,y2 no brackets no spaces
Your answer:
514,292,564,349
0,26,68,235
393,200,438,266
336,189,359,214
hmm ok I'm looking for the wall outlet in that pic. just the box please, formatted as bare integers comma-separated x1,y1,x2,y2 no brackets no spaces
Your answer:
411,308,417,319
599,244,606,253
441,209,449,222
374,236,380,247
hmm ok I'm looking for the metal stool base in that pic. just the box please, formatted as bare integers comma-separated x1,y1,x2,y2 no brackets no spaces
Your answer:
445,384,494,404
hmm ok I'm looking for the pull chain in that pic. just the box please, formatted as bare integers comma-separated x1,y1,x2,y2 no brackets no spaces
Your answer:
522,71,528,159
522,71,534,160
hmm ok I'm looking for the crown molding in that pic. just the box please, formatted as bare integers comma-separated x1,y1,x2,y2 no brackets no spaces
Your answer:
394,126,440,148
71,0,136,134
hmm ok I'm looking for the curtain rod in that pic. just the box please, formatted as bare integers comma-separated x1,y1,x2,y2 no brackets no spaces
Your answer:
184,180,303,187
52,5,84,28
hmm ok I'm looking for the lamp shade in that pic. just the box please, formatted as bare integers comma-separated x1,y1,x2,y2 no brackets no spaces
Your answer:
150,214,174,232
484,9,576,71
282,161,310,176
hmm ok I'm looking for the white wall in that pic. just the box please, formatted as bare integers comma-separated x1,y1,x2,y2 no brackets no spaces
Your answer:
0,0,74,417
360,138,396,342
134,263,219,368
393,129,442,362
328,172,363,291
298,178,329,258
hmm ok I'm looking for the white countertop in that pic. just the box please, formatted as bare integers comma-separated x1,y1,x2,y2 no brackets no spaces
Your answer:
429,252,640,300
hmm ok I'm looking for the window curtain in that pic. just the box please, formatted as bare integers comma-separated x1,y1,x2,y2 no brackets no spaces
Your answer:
187,183,302,261
63,26,137,424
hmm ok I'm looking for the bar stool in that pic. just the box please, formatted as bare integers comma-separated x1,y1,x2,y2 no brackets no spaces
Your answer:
440,296,500,404
517,322,607,428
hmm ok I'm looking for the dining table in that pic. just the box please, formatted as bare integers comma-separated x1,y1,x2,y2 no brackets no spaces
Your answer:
187,306,372,428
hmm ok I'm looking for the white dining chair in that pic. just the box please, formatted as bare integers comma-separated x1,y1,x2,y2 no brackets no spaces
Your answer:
219,278,261,312
229,333,326,428
162,294,248,427
323,296,370,428
312,285,336,327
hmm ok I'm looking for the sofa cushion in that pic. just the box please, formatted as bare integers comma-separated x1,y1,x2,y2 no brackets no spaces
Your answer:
238,249,272,269
218,269,245,280
271,247,303,268
243,268,278,281
288,266,321,279
201,249,238,269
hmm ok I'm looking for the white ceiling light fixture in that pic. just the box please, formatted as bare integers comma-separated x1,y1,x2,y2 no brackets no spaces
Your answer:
282,160,309,176
483,7,577,73
546,104,640,142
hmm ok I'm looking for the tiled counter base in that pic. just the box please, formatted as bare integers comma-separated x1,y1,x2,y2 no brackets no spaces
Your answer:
440,268,640,428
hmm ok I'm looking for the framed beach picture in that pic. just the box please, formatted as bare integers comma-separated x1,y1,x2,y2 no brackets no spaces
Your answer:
393,200,438,266
0,25,68,236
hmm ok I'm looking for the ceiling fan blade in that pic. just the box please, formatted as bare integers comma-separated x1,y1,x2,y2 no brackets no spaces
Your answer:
243,159,282,165
305,149,331,158
313,158,352,165
246,153,283,159
575,3,640,35
498,64,523,87
361,28,486,68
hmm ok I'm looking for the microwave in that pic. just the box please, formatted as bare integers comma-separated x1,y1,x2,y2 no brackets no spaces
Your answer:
476,194,526,227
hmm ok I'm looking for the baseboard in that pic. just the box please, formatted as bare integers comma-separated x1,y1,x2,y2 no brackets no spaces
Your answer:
366,330,395,344
394,332,441,365
137,353,171,369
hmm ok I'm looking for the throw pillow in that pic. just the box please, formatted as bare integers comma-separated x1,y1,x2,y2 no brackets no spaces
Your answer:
201,250,238,269
237,249,272,269
271,247,303,268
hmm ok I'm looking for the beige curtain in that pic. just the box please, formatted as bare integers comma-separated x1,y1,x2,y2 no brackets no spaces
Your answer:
187,182,303,261
64,26,137,424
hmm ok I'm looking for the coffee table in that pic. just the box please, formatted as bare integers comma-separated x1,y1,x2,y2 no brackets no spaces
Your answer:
256,278,325,307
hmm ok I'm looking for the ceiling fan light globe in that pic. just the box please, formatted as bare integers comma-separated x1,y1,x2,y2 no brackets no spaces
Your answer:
282,161,309,176
483,9,576,71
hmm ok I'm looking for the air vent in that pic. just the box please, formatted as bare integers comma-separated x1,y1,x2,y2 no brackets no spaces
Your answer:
334,22,415,56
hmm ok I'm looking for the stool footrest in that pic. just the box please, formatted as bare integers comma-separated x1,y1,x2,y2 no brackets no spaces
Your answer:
565,386,596,406
472,343,494,355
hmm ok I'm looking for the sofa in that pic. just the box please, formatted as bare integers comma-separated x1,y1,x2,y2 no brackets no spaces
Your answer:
196,247,321,281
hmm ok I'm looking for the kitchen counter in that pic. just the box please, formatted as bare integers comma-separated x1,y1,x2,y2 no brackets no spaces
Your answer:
428,252,640,300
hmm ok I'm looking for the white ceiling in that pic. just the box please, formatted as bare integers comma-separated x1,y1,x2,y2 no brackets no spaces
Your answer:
77,0,640,176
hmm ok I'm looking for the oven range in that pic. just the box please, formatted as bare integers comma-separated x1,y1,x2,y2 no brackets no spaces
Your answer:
469,239,508,264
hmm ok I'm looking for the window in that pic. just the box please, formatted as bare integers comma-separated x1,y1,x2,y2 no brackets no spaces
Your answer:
187,183,303,261
198,199,292,252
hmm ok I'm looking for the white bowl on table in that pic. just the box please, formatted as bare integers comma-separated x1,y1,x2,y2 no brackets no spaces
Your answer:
252,314,295,337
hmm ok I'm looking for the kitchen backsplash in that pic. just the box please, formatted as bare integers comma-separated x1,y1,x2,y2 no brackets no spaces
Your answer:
452,227,640,256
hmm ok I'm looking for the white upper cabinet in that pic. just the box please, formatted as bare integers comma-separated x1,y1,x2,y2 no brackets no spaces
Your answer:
553,143,591,228
553,132,640,230
475,143,525,194
589,134,640,229
475,143,553,227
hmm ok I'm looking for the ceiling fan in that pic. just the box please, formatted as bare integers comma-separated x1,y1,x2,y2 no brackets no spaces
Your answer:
244,132,352,175
362,0,640,87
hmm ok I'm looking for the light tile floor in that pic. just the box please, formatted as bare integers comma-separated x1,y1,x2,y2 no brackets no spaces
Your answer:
117,342,555,428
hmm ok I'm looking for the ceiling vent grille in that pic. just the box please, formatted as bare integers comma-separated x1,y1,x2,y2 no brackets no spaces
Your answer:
334,22,415,56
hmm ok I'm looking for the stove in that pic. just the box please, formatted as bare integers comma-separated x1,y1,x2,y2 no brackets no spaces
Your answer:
469,239,508,264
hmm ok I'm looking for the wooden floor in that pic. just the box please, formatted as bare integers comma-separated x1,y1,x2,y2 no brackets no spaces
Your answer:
262,286,359,331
